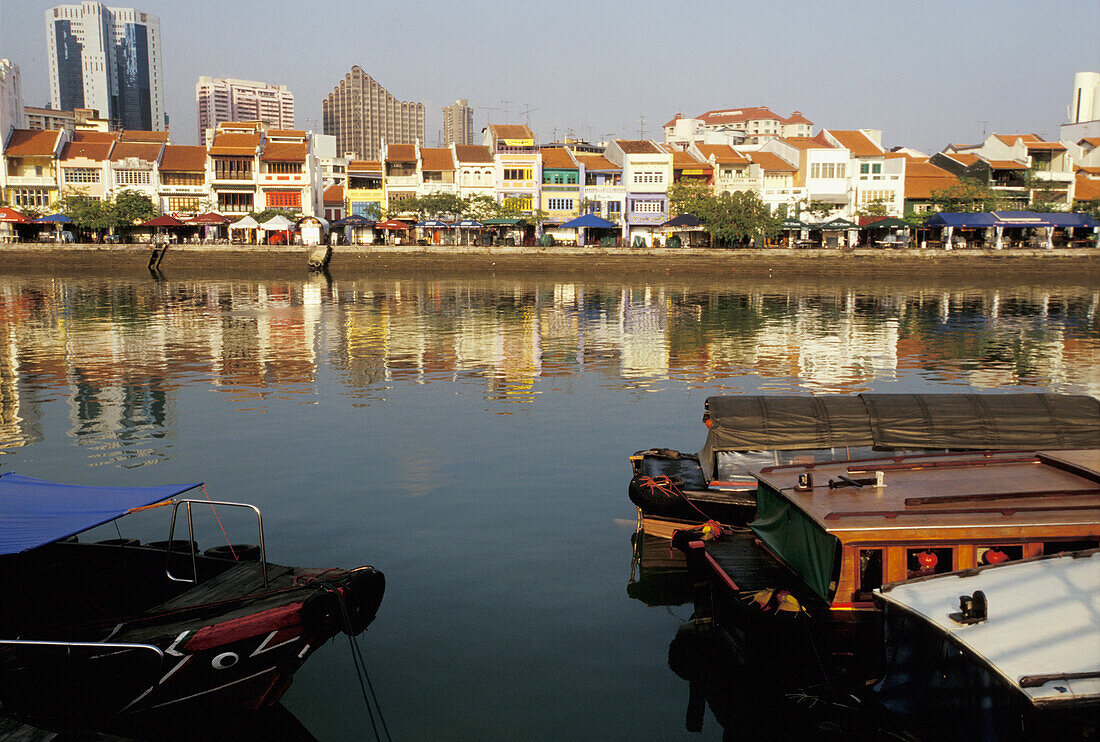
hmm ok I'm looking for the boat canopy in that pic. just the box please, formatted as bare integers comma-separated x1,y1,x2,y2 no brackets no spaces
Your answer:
699,393,1100,480
0,473,202,555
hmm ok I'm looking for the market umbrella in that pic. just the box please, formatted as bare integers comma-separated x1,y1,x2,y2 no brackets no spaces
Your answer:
187,212,231,225
141,215,186,227
558,213,616,246
416,219,451,228
0,207,28,223
33,213,72,241
661,213,702,228
454,219,483,245
229,215,260,244
336,214,374,227
374,220,412,230
259,214,294,231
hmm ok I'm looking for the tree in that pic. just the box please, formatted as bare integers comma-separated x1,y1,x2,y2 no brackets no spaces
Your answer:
856,200,890,218
1024,167,1068,212
250,208,297,224
667,182,779,245
930,177,1003,212
407,192,466,220
59,193,111,232
109,189,157,230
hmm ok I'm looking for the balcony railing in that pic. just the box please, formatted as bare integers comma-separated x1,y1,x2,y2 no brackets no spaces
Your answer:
5,174,57,187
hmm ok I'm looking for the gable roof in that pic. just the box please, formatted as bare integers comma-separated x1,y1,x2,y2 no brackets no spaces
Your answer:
119,130,169,143
781,136,834,151
784,111,813,126
615,139,662,155
111,141,162,163
904,159,960,199
1075,173,1100,201
825,129,884,157
419,147,455,171
668,149,710,170
489,124,534,140
260,141,307,162
159,145,207,172
994,133,1066,152
696,106,782,125
540,147,577,169
454,145,493,163
60,138,114,162
747,151,797,172
696,143,749,165
348,159,382,173
940,151,981,167
209,132,260,156
386,143,416,162
323,184,344,204
573,153,619,171
4,129,63,157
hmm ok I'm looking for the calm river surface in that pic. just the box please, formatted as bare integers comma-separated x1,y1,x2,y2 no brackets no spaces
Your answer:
1,270,1098,740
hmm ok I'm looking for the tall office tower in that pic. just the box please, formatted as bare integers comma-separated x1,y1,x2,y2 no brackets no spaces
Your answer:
196,77,295,142
442,99,473,146
44,3,165,131
322,66,423,159
1,59,25,140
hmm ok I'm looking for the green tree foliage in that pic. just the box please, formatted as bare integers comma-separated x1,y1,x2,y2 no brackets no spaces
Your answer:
668,182,780,245
109,189,157,228
59,193,111,231
930,177,1004,212
856,200,890,218
1072,199,1100,220
406,192,467,220
249,208,297,224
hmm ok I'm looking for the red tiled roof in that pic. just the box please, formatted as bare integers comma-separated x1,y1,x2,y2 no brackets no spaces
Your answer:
784,111,813,126
663,113,684,128
489,124,534,140
61,139,114,162
111,141,162,162
994,133,1067,152
420,147,455,171
825,129,883,157
540,147,577,169
159,145,207,172
386,143,416,162
453,145,493,163
261,142,306,162
747,151,797,172
669,150,710,170
119,130,169,143
209,132,260,156
1079,137,1100,148
73,131,118,144
1076,165,1100,175
905,160,959,199
985,159,1028,170
266,129,306,139
4,129,62,156
348,159,382,173
696,143,749,165
781,136,833,150
941,152,980,167
696,106,781,125
616,139,662,155
1075,173,1100,201
574,154,619,171
323,184,344,204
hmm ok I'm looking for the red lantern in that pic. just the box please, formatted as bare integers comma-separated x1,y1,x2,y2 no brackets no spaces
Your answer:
916,551,938,569
983,548,1009,565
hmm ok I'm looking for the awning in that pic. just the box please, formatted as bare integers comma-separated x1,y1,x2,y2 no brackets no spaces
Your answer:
661,213,703,228
0,472,202,555
187,212,231,225
859,217,909,230
259,215,294,231
817,217,859,230
416,219,451,228
141,215,186,227
482,218,526,226
454,219,483,228
0,207,28,223
229,215,260,229
559,214,616,229
374,220,412,230
33,213,72,224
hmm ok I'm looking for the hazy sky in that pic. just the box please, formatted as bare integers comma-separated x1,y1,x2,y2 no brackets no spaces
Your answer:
2,0,1098,153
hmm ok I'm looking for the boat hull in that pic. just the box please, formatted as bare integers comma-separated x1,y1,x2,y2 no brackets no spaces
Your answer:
628,449,756,531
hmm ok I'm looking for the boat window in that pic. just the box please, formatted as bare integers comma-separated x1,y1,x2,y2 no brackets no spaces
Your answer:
1043,540,1100,555
857,548,883,599
907,547,953,579
977,545,1022,565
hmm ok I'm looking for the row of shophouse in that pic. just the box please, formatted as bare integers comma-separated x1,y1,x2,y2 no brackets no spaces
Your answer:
4,116,1100,246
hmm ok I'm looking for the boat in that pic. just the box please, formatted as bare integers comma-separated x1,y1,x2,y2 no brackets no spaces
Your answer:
629,393,1100,538
0,473,385,731
871,549,1100,741
672,448,1100,683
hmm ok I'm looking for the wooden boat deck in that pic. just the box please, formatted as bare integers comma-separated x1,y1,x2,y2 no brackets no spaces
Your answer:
152,562,293,612
701,531,813,595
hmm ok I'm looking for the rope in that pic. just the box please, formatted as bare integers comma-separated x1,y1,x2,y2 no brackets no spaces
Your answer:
637,475,714,521
201,484,237,561
319,581,392,742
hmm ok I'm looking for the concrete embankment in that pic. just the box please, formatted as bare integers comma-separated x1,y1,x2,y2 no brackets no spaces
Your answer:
0,243,1097,279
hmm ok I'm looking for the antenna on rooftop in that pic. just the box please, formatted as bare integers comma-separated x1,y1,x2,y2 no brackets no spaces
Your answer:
519,104,539,128
637,115,646,140
500,100,514,121
481,106,502,128
979,120,990,140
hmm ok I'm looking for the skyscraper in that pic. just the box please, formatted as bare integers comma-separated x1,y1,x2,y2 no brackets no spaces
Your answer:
44,3,164,131
196,77,295,143
322,66,423,159
442,99,474,146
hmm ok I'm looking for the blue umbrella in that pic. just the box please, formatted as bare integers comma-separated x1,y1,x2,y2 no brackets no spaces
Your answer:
416,219,451,228
33,213,72,223
559,214,615,229
454,219,482,228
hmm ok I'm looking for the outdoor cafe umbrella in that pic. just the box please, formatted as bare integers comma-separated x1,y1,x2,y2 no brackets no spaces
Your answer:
33,213,72,241
0,206,27,243
559,213,615,246
416,219,450,228
454,218,482,245
229,214,260,243
661,213,705,248
141,214,186,243
259,214,295,244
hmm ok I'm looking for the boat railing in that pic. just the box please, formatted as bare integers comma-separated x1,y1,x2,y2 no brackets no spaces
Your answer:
166,499,268,587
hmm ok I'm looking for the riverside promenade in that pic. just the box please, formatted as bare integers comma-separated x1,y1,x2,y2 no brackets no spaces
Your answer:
0,243,1097,278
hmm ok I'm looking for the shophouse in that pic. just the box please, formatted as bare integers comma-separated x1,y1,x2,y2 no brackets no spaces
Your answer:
539,146,581,233
573,152,623,229
693,143,752,195
762,135,850,219
452,144,495,201
323,184,344,222
938,134,1074,210
157,144,208,216
746,150,801,214
346,159,383,218
58,130,115,201
258,129,317,215
660,145,712,187
2,128,67,210
485,124,540,215
207,122,261,215
932,150,1029,210
109,130,165,205
604,139,672,246
890,154,959,215
382,141,419,215
822,129,904,216
418,147,458,197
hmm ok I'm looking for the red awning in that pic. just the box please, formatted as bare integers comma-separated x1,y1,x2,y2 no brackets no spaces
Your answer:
374,220,412,230
142,215,187,227
0,207,28,223
187,212,231,225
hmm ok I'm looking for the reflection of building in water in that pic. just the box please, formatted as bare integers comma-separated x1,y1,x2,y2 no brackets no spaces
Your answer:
619,287,670,379
0,314,34,450
490,306,541,403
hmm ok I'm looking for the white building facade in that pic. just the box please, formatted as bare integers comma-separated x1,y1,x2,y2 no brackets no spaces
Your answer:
196,77,295,144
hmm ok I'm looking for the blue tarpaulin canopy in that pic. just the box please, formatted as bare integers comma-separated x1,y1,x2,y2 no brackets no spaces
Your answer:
924,211,1099,229
0,473,202,555
32,213,72,224
558,214,616,229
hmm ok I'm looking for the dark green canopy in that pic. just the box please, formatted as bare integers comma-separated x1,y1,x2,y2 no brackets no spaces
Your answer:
859,217,909,230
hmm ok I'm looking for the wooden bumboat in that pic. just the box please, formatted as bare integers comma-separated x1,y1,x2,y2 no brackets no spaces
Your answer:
630,393,1100,539
673,449,1100,683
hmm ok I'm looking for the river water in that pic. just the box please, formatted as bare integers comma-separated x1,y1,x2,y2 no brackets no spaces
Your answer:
0,271,1097,740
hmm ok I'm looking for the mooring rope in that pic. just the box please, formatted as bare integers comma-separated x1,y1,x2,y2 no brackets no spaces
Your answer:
637,474,714,521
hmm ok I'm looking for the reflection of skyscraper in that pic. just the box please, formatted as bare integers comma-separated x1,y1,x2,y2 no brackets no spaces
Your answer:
44,3,165,131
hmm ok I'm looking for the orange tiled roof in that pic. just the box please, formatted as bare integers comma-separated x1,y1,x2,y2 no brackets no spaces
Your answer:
489,124,534,140
1078,137,1100,148
323,184,344,204
747,151,797,172
696,106,781,125
781,136,834,150
348,159,382,173
4,129,63,156
784,111,813,125
663,113,684,128
420,147,455,171
210,132,260,156
941,152,980,167
540,147,577,169
386,143,416,162
72,131,118,144
454,145,493,163
994,133,1067,152
670,150,710,170
904,160,959,199
1075,173,1100,201
616,139,662,155
261,141,306,162
111,141,162,162
266,129,306,139
985,159,1028,170
119,130,169,143
574,153,619,171
696,143,749,165
825,129,883,157
159,145,207,172
61,139,114,162
1076,165,1100,175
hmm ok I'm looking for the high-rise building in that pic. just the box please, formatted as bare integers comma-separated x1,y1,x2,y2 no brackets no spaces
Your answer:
44,3,164,132
442,99,473,146
1,59,25,143
322,66,423,160
196,77,295,143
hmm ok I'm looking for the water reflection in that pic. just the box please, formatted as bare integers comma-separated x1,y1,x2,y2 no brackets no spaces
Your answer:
0,276,1096,465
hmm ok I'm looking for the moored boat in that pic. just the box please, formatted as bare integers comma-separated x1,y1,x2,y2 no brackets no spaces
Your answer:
630,393,1100,538
0,473,385,731
673,448,1100,683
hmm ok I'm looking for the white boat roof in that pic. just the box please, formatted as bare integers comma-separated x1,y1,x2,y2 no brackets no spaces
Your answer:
876,550,1100,706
